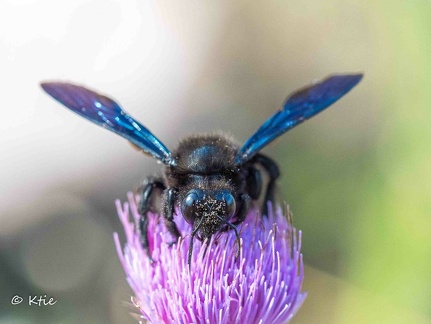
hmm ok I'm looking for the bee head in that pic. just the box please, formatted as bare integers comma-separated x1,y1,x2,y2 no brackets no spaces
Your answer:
181,189,236,240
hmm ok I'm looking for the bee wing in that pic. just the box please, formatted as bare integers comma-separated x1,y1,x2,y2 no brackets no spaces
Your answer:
41,82,174,165
235,74,363,165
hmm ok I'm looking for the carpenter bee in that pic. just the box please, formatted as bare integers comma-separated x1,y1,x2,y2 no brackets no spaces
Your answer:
41,73,362,264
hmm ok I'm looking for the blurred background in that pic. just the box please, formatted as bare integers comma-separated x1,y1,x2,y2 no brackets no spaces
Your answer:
1,0,430,323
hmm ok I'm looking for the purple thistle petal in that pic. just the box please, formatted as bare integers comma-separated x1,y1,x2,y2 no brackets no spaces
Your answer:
114,193,306,323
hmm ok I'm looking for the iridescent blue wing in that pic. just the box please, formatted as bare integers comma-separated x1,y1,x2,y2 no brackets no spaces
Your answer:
235,74,363,164
41,82,174,165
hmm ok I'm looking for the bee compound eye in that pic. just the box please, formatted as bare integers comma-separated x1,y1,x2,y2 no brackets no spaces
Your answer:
181,191,199,224
224,193,236,219
215,191,236,219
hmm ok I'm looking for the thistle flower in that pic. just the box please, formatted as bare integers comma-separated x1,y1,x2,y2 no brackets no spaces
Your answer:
114,192,306,323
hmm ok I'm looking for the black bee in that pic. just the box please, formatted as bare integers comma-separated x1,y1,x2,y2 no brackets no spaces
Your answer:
41,73,362,264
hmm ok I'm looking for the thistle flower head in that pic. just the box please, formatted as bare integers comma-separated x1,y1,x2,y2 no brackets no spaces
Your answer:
114,193,306,323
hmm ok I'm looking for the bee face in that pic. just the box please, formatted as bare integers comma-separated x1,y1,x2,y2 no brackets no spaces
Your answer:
181,189,236,239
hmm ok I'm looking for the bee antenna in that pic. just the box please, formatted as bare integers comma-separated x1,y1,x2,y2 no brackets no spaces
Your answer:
202,241,210,260
218,216,241,259
188,217,204,268
187,234,195,268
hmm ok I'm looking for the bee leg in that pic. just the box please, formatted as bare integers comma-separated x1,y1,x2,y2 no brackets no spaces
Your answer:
253,153,280,216
233,193,251,225
246,167,262,200
137,178,166,258
163,187,181,245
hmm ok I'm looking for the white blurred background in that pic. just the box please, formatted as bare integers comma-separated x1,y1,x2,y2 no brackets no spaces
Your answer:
1,0,430,323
